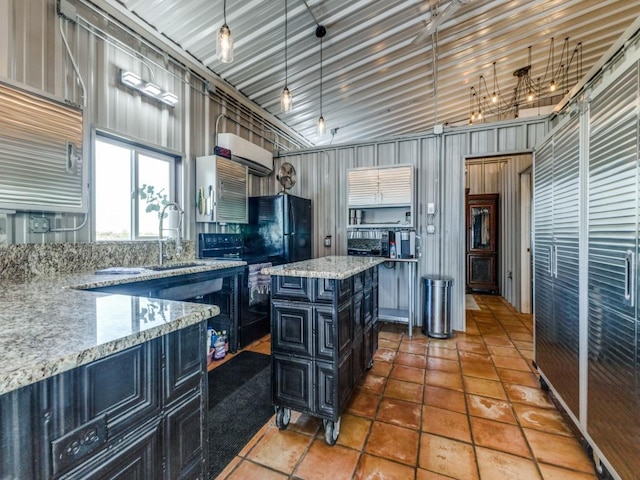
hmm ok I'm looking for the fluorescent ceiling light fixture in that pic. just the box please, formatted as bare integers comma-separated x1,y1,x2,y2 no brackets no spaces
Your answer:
118,69,178,108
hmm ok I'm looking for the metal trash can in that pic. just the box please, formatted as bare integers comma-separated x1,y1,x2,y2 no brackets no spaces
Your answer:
422,276,454,338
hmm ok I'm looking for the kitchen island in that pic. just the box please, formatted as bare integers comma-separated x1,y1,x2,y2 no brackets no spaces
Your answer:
0,259,244,479
262,256,384,445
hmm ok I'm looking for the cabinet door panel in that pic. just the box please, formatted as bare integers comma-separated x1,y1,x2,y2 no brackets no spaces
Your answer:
352,291,364,335
316,361,336,419
164,394,205,480
272,301,313,356
337,352,353,412
352,336,364,383
272,354,313,412
315,278,337,303
164,322,206,404
587,62,639,480
315,306,336,361
79,342,160,439
337,301,352,360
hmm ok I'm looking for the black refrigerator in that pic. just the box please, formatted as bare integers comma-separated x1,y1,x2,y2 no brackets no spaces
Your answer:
242,194,312,265
237,194,312,348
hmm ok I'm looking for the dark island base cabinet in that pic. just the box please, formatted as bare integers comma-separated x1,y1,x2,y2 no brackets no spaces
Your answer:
0,321,209,480
270,266,379,444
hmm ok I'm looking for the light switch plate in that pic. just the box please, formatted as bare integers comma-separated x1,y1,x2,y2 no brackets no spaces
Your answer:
427,203,436,214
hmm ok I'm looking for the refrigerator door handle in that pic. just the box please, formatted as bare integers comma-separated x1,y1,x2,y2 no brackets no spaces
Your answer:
548,246,553,277
289,200,295,235
624,250,635,307
552,244,558,278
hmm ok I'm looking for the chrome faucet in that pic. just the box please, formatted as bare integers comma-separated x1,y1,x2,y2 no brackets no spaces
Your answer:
158,202,184,265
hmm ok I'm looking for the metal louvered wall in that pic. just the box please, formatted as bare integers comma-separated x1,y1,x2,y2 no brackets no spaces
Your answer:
0,82,84,212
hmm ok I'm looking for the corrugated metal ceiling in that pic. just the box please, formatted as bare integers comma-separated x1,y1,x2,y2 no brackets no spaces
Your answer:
105,0,640,146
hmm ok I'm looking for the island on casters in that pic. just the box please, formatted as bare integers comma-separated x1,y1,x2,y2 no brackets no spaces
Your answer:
261,255,384,445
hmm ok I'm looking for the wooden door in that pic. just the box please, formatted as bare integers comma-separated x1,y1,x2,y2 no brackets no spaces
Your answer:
466,193,499,293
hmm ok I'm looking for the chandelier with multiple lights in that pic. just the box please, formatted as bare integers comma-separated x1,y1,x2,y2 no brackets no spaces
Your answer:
469,38,583,124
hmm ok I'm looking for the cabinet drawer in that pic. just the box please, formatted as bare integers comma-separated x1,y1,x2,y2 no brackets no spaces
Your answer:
271,301,313,356
272,276,313,301
315,278,352,304
58,420,161,480
272,354,313,413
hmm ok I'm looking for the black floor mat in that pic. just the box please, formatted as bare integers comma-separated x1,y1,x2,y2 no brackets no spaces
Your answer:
207,351,272,479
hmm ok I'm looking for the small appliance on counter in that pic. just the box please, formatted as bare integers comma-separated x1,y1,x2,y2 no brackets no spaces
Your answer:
348,229,416,258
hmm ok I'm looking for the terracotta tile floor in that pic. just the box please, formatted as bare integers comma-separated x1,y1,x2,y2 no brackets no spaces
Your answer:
213,295,598,480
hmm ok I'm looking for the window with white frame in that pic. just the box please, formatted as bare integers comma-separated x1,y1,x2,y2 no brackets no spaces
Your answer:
94,135,176,240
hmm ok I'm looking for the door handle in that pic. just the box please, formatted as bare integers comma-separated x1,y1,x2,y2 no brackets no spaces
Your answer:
548,246,553,277
552,245,558,279
624,251,635,307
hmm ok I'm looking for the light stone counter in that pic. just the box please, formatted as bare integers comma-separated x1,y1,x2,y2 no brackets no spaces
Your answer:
0,259,245,395
262,255,385,280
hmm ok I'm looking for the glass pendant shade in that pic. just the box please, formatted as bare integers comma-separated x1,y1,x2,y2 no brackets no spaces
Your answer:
549,80,556,92
317,115,325,136
281,86,292,112
217,24,233,63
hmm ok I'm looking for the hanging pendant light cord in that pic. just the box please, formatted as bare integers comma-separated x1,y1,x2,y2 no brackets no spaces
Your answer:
285,0,288,84
223,0,227,24
320,34,323,115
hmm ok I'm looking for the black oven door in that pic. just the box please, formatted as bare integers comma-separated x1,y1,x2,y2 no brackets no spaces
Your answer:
238,262,272,349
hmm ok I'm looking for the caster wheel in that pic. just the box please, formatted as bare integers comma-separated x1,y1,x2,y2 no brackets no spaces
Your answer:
366,360,374,370
539,377,549,392
322,417,341,446
275,406,291,430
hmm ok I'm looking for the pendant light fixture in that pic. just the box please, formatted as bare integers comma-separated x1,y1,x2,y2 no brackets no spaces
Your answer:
217,0,233,63
280,0,292,112
316,24,326,136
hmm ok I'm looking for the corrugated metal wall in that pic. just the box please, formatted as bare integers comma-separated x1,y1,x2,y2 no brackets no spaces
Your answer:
276,119,548,331
0,0,300,244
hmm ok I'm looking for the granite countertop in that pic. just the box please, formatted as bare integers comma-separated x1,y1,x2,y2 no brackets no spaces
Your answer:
0,259,245,396
262,255,385,280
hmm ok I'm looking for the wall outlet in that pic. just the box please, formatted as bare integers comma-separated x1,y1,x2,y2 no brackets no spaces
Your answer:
29,216,50,233
426,224,436,234
427,203,436,215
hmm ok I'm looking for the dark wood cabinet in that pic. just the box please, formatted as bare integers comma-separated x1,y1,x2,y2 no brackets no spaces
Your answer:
270,267,378,444
466,193,499,294
0,321,208,479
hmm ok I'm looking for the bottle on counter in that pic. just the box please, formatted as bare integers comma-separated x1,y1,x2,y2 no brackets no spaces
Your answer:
213,336,226,360
390,241,397,259
222,330,229,352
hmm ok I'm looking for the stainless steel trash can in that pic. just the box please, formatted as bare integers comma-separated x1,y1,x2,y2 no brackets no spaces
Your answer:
422,276,454,338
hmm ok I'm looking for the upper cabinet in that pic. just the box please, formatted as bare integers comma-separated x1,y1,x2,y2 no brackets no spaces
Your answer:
347,165,415,228
348,165,413,207
195,155,248,224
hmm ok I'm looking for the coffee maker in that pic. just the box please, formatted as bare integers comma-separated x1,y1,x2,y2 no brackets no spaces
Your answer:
397,230,416,259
